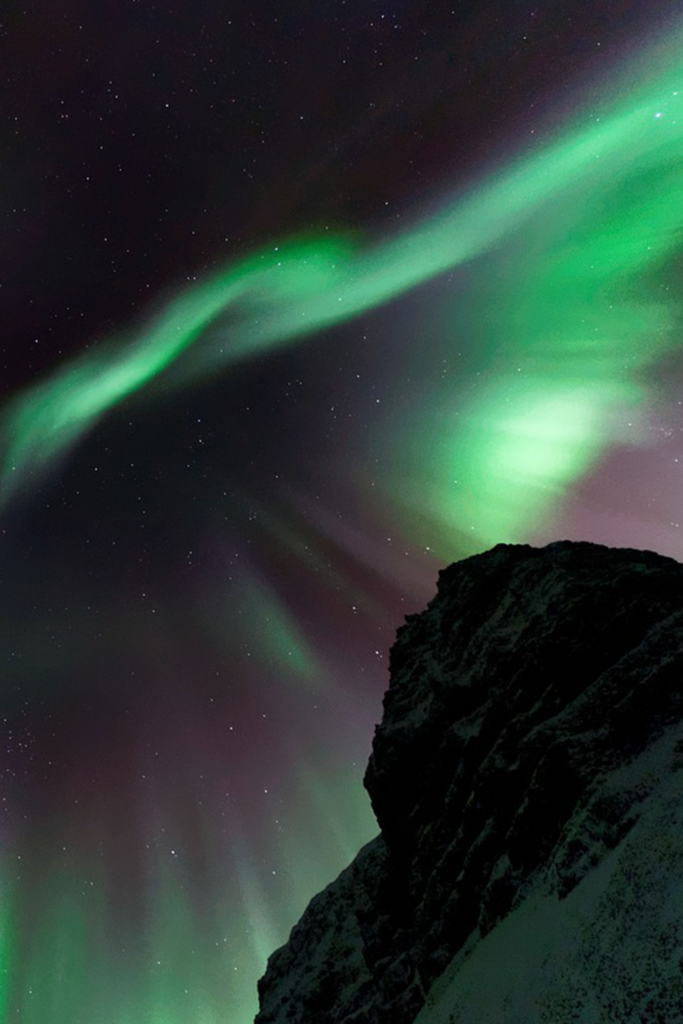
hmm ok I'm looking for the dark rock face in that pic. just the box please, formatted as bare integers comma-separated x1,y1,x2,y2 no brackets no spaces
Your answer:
255,541,683,1024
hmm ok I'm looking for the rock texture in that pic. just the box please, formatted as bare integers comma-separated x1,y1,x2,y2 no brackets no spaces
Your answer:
255,540,683,1024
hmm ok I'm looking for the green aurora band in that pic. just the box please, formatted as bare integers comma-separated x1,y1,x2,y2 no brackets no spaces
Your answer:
3,24,683,1024
3,27,683,551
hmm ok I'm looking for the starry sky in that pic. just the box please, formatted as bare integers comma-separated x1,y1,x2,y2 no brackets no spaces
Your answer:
2,2,683,1022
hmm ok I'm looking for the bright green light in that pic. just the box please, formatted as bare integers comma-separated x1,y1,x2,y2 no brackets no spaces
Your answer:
3,30,683,514
2,24,683,1024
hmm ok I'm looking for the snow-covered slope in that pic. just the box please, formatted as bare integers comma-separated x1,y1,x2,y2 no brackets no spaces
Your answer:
255,541,683,1024
413,727,683,1024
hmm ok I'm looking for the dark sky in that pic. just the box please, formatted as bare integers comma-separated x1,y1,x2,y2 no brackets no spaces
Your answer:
1,2,682,1021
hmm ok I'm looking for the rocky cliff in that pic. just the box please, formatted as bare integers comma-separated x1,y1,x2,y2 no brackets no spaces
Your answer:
255,540,683,1024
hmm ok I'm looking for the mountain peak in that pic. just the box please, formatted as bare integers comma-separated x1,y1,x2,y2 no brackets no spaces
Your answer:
256,541,683,1024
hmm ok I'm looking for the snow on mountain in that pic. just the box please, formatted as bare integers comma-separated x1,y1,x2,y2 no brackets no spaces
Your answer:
255,541,683,1024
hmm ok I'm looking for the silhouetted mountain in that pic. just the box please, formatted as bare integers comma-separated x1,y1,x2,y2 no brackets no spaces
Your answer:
255,541,683,1024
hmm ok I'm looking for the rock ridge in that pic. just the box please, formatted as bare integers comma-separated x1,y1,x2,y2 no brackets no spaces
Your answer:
255,540,683,1024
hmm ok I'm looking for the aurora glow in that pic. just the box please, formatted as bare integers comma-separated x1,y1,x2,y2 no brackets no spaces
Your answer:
4,23,683,525
1,7,683,1024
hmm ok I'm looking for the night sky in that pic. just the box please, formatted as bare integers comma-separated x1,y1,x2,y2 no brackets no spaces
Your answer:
2,2,683,1021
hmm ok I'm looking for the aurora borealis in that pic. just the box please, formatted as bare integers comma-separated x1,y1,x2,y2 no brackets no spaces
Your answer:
2,3,683,1022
